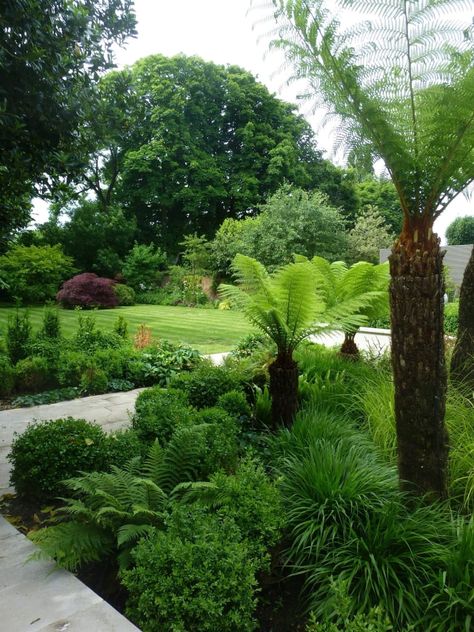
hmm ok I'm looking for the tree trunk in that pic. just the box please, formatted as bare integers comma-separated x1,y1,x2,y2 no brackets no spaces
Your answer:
340,331,360,359
389,218,449,499
450,245,474,390
268,352,299,428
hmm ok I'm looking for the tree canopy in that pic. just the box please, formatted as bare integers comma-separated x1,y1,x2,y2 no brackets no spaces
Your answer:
210,184,347,275
0,0,136,242
61,54,356,252
446,215,474,245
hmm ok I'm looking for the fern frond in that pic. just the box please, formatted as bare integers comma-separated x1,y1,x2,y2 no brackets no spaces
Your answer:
29,522,113,572
116,523,156,549
264,0,474,217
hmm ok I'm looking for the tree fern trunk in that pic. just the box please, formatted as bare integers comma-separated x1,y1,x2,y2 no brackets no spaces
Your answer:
450,245,474,390
389,220,449,498
269,352,299,428
340,332,359,358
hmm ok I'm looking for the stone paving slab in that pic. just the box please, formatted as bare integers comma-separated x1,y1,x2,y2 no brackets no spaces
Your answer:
0,388,145,495
0,516,139,632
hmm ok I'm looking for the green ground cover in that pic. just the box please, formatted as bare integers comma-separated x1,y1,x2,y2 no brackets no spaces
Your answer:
0,305,253,354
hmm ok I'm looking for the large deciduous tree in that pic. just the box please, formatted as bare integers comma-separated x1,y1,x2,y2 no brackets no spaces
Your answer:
0,0,136,242
269,0,474,498
67,54,356,252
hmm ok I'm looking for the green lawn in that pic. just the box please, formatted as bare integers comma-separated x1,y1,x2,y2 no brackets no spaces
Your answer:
0,305,254,354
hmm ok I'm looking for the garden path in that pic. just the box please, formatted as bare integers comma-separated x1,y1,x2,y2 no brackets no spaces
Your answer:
0,352,229,495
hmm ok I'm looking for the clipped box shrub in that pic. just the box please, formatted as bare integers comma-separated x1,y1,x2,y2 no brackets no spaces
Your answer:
92,348,130,380
0,355,15,397
57,350,91,387
106,429,145,468
217,390,252,422
122,508,258,632
80,366,109,394
114,283,136,306
15,356,53,393
8,417,109,501
57,272,118,309
194,407,239,476
169,363,244,408
133,386,193,444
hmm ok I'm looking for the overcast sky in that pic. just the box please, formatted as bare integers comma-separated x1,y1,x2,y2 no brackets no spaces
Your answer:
34,0,472,242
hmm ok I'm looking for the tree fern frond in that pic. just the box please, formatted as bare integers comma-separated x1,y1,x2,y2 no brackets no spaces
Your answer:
263,0,474,217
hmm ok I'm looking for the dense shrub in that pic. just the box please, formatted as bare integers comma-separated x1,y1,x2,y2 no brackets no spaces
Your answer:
57,273,118,309
170,363,244,408
106,429,145,468
6,310,31,364
123,508,259,632
28,336,62,369
133,386,194,444
15,356,53,393
122,243,167,291
217,390,252,423
80,366,109,394
8,417,109,500
445,301,459,336
113,283,136,306
209,457,284,562
194,407,239,476
0,355,15,396
91,348,130,380
39,306,61,339
113,315,129,338
57,350,91,387
72,314,124,352
0,244,75,303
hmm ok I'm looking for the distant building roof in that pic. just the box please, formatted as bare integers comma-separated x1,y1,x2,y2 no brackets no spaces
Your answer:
379,244,473,286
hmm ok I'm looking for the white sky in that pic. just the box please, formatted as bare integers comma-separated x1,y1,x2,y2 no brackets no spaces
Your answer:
33,0,473,242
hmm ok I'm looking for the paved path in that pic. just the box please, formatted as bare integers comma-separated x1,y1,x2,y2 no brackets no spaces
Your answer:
0,515,139,631
0,352,229,495
0,389,145,496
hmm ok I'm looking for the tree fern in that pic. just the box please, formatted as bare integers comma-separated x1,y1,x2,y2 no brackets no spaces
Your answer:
220,254,379,425
261,0,473,495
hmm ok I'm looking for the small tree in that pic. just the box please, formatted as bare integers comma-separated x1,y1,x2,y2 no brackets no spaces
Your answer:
220,255,368,427
310,258,390,356
347,207,395,265
179,234,212,305
0,244,74,304
57,273,118,309
269,0,474,498
122,243,167,291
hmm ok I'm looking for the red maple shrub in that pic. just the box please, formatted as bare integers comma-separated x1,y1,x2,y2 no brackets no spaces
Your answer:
57,273,118,309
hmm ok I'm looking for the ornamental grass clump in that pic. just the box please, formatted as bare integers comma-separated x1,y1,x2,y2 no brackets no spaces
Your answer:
275,407,454,627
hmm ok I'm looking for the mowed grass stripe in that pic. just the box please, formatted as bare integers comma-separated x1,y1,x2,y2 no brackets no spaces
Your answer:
0,305,254,354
